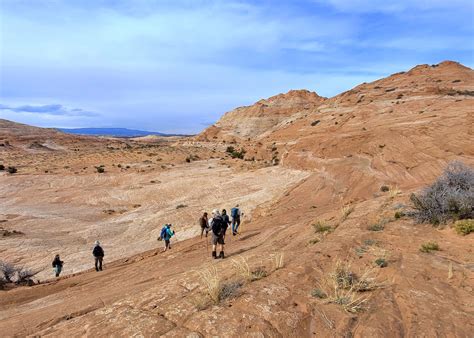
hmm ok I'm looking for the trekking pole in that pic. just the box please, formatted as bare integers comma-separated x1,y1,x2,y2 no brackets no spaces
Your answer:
205,234,209,253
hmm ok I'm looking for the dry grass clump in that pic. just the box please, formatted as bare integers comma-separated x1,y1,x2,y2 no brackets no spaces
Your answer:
388,186,401,198
340,205,354,222
319,261,384,313
454,219,473,235
273,252,285,270
313,221,332,234
198,266,243,305
420,241,440,253
198,266,221,304
231,256,268,283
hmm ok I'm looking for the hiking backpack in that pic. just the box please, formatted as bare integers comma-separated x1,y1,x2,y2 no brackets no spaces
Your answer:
159,226,168,241
211,216,224,236
231,207,239,218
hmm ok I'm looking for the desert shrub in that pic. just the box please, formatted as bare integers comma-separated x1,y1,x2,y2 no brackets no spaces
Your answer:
95,166,105,173
394,211,405,219
309,238,320,245
367,223,384,231
363,239,378,246
311,288,327,299
0,164,4,170
311,120,321,126
420,242,440,253
0,261,17,283
410,162,474,224
375,258,388,268
251,267,268,281
454,219,473,235
16,267,38,285
219,281,243,301
7,166,17,174
226,146,246,159
176,204,187,209
380,185,390,192
313,221,332,234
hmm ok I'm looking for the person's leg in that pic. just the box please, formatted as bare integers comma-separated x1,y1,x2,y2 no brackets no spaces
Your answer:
200,227,204,238
235,217,241,234
212,234,217,258
219,242,225,258
99,257,103,271
95,257,99,271
232,219,236,235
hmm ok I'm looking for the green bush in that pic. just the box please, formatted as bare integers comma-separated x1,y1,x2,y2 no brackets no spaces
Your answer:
375,258,388,268
454,219,473,235
380,185,390,192
96,166,105,173
420,242,440,253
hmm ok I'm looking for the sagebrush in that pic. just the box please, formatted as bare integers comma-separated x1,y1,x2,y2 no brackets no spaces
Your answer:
410,162,473,224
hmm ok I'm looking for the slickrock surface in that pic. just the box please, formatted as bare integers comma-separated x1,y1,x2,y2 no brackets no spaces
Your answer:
0,61,473,337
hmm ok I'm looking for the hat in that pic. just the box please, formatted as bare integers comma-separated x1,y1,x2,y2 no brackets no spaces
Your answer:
95,240,100,246
212,209,219,214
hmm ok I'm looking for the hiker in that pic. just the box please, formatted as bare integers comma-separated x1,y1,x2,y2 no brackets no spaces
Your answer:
231,204,242,235
160,224,175,252
93,240,104,271
199,212,209,238
221,209,231,239
211,209,225,259
52,254,63,277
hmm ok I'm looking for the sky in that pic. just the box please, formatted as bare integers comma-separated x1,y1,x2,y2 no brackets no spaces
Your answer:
0,0,473,134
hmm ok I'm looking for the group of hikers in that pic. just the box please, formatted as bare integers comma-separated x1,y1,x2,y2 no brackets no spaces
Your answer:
51,205,243,277
51,240,105,278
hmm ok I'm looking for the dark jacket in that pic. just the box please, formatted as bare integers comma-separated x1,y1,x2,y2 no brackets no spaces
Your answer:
222,214,230,231
93,245,104,257
52,258,63,268
199,216,208,228
211,215,225,236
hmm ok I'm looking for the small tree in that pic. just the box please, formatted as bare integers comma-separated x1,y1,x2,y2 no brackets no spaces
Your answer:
7,166,17,174
0,164,5,170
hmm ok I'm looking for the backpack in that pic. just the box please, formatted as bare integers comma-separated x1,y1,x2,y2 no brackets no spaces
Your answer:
159,226,167,241
231,207,239,218
211,216,224,236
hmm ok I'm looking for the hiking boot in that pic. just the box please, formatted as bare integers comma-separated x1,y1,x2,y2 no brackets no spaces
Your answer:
212,251,217,259
219,251,225,259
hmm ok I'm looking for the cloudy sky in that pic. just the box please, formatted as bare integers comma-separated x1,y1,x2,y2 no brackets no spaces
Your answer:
0,0,473,133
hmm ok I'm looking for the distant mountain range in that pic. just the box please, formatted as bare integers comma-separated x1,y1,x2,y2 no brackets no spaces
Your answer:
58,128,188,137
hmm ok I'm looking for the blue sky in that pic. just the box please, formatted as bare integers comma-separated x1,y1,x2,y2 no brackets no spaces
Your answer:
0,0,473,134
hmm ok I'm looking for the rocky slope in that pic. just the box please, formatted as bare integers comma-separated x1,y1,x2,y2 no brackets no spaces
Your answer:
0,61,473,337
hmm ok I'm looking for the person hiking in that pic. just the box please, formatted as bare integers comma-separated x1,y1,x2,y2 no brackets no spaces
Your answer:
231,204,242,235
52,254,63,277
160,224,175,252
199,212,209,238
221,209,231,239
211,209,225,259
92,240,104,271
